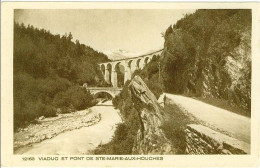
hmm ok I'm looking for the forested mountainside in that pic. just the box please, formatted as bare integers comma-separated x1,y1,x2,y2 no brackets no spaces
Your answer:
14,23,109,130
161,9,251,111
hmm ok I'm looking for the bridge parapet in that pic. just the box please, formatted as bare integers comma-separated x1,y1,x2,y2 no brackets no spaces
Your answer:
85,87,122,98
98,49,163,65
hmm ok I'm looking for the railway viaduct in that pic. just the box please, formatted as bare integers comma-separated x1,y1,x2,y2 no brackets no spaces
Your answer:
98,49,163,88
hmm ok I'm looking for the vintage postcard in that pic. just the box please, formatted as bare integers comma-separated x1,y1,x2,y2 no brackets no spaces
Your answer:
1,2,260,167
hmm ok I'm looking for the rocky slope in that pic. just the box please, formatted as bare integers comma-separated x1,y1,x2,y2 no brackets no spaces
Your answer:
129,76,174,154
93,76,176,154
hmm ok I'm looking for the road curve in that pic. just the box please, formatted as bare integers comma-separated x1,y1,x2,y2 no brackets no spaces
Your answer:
165,93,250,143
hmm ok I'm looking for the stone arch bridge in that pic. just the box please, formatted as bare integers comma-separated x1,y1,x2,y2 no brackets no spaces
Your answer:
98,49,163,87
85,87,122,98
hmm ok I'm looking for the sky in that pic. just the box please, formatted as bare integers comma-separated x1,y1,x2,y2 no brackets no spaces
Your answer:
14,9,195,57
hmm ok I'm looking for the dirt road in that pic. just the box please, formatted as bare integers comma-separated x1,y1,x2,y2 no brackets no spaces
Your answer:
165,94,250,143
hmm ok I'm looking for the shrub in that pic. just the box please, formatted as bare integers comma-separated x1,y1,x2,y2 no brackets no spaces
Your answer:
53,85,94,111
14,99,56,130
42,105,57,117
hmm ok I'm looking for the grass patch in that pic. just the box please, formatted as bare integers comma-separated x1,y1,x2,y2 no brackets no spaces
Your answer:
93,122,138,155
160,100,195,154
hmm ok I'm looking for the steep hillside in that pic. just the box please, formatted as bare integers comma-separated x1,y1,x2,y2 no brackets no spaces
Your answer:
118,10,251,113
160,9,251,112
14,23,109,129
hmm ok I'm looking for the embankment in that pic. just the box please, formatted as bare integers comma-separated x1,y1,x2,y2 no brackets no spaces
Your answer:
186,124,249,154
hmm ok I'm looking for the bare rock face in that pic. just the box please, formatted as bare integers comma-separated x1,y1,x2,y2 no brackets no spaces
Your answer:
128,75,174,154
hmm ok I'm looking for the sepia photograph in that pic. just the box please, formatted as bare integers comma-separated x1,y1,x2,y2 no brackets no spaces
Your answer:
1,2,260,167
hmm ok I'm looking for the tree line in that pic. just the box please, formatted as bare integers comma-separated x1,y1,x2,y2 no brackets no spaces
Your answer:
14,22,109,130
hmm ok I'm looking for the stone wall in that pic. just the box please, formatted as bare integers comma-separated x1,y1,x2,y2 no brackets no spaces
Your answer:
185,124,250,154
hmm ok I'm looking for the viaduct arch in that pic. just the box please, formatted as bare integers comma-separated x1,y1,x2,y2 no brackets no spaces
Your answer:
98,49,163,87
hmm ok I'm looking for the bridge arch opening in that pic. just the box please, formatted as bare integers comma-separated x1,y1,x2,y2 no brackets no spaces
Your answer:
128,60,133,69
136,59,141,69
128,60,136,73
144,57,150,64
93,91,113,100
100,64,105,75
152,55,157,61
106,63,112,84
115,62,125,87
